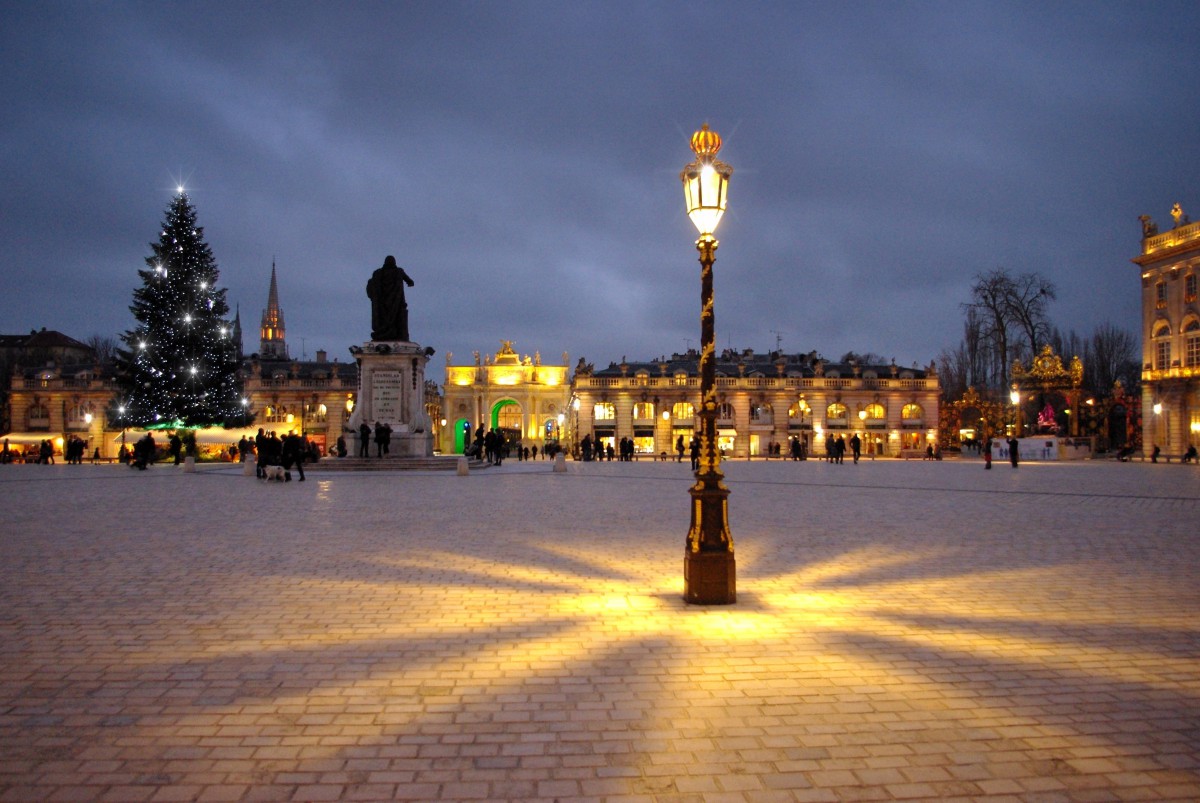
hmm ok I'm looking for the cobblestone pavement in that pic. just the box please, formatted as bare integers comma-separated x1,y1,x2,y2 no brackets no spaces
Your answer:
1,458,1197,801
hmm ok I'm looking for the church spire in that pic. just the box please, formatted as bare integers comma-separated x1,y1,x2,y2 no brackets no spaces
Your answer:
259,260,288,359
232,304,244,360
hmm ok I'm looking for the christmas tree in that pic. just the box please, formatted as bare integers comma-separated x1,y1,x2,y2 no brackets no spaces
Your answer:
110,191,250,429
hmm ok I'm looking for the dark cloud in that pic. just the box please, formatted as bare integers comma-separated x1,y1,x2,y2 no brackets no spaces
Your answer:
2,1,1198,370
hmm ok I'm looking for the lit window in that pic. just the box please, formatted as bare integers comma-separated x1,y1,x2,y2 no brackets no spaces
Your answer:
1156,339,1171,370
826,403,847,420
902,403,923,420
1156,281,1167,309
864,403,886,420
632,402,655,420
672,402,695,419
717,402,735,420
1186,273,1198,303
593,402,615,420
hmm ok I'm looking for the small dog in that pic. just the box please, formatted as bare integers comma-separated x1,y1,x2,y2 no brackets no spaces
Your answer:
262,465,286,482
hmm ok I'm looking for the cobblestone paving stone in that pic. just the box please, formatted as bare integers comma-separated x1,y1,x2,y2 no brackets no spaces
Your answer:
0,458,1197,801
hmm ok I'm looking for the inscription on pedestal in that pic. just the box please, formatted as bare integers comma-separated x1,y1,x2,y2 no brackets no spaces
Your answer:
372,370,404,422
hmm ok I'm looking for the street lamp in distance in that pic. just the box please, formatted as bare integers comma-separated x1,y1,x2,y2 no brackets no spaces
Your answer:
680,123,735,605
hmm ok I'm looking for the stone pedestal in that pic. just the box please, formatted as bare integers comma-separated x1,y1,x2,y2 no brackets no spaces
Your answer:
346,341,434,459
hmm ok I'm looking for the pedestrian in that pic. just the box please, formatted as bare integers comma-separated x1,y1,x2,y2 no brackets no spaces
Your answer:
255,427,267,477
281,432,306,482
676,435,685,463
984,438,993,469
1006,436,1020,468
850,433,861,464
1151,444,1161,463
374,421,386,458
689,436,700,470
358,422,371,458
169,433,183,465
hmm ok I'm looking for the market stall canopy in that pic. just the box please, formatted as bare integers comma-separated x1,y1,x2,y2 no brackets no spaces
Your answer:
111,427,266,446
0,432,63,446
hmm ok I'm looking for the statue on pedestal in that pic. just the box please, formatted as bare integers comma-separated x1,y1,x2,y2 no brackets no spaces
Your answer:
366,255,415,341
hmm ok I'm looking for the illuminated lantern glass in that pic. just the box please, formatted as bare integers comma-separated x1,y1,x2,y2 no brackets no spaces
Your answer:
681,124,732,236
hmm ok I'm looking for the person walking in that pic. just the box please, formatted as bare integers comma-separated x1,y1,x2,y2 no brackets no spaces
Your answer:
676,435,685,463
850,433,861,464
282,433,306,482
358,422,371,458
984,438,993,469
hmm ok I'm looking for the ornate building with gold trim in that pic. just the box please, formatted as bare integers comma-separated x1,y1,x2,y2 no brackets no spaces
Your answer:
1133,203,1200,457
570,349,940,459
439,342,570,454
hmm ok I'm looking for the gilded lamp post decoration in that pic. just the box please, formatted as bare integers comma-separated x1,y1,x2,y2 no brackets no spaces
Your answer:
680,124,736,605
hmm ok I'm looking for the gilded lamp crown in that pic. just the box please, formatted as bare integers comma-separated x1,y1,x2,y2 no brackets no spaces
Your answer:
690,124,722,157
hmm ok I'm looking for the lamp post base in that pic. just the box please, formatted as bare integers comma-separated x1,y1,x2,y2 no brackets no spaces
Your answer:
684,548,736,605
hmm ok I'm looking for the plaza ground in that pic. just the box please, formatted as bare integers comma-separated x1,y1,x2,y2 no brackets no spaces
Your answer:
1,457,1197,801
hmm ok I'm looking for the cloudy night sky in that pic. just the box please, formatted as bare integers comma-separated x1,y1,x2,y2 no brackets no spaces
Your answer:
3,1,1198,374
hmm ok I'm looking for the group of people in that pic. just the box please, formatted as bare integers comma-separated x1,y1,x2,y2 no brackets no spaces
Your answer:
982,437,1020,469
579,433,618,462
471,427,507,465
358,421,393,458
246,428,310,481
822,433,863,464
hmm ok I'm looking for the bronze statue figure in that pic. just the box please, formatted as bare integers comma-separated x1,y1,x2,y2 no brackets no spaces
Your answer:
366,255,415,341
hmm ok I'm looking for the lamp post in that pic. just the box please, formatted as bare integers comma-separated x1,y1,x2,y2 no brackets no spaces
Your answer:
680,123,735,605
1010,387,1021,437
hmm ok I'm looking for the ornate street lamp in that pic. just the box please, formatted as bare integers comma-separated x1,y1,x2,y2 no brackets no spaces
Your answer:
680,123,735,605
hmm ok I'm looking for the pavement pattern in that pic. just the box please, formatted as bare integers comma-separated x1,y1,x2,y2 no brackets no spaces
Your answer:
1,457,1198,802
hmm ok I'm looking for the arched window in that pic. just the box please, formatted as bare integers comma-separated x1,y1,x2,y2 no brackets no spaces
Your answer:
789,399,811,421
66,402,93,430
717,402,735,421
305,403,328,423
1153,321,1172,370
864,402,885,421
632,402,655,420
27,402,50,430
750,403,773,423
1183,318,1200,368
593,402,615,420
672,401,695,419
902,403,923,421
497,403,522,430
826,402,847,420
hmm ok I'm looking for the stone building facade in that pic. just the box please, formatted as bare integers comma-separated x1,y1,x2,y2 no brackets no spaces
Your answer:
571,350,940,459
439,342,570,455
1133,203,1200,457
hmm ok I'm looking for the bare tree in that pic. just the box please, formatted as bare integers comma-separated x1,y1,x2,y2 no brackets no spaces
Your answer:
85,334,119,364
964,268,1056,392
965,269,1015,390
936,342,970,400
1087,322,1139,392
1007,272,1057,357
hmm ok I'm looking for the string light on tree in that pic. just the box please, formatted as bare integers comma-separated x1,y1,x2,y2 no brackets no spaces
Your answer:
108,189,252,430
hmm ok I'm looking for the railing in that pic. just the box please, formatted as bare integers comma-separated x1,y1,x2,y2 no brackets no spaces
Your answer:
21,378,117,390
575,376,936,392
1142,365,1200,381
1144,220,1200,255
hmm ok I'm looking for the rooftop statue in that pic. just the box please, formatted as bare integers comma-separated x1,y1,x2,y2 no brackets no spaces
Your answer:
366,255,415,341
